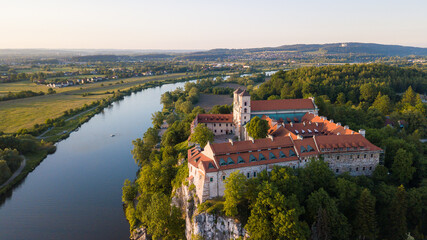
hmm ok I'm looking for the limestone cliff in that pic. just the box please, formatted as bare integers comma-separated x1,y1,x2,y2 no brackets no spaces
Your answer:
172,184,248,240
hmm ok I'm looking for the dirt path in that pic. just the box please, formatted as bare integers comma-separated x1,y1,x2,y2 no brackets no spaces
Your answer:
0,156,26,189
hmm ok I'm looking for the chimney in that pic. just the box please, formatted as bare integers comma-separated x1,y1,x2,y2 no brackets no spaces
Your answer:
344,125,349,129
315,122,319,127
303,122,306,126
336,122,341,126
330,119,334,123
228,138,233,146
268,135,274,141
248,136,255,143
290,122,293,127
297,134,303,140
358,129,366,137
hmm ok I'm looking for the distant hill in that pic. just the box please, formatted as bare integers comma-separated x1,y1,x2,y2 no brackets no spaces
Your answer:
183,42,427,60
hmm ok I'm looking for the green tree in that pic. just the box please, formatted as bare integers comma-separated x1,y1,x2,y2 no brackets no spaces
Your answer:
360,83,377,103
224,171,247,217
151,111,164,129
391,148,415,185
246,116,269,139
131,138,152,166
400,86,418,107
246,182,309,240
190,124,214,147
143,127,160,148
122,179,137,204
307,188,351,240
371,92,391,115
0,160,11,184
354,188,378,240
387,185,408,240
336,92,346,105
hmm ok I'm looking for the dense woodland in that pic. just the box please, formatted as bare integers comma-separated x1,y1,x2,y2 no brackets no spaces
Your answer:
125,64,426,239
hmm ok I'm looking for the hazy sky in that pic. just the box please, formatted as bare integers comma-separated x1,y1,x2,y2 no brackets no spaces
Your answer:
2,0,427,50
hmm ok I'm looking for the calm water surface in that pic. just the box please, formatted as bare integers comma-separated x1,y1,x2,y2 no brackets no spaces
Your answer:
0,81,189,240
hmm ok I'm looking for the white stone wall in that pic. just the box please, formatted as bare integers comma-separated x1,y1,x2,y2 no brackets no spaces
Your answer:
205,122,234,135
323,151,380,176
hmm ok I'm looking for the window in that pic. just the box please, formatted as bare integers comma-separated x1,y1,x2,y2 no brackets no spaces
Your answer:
214,130,217,133
289,149,296,157
356,167,359,171
253,172,257,177
336,169,339,173
219,124,222,127
221,130,223,133
259,153,266,161
350,155,353,159
244,108,247,113
301,146,307,153
357,155,360,159
269,152,276,160
222,175,226,181
244,121,247,124
307,145,314,152
244,102,247,106
195,157,200,162
349,168,352,172
227,157,235,165
369,166,372,170
214,124,216,127
220,158,226,166
226,124,228,127
293,166,296,169
363,167,365,171
249,154,257,162
371,154,373,158
337,156,340,160
364,154,366,158
244,116,247,119
210,177,213,182
238,156,245,164
208,163,215,169
279,151,286,158
247,172,250,178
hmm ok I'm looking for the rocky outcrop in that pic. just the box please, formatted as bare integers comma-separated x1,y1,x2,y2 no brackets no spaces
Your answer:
190,213,247,240
130,227,151,240
173,183,247,240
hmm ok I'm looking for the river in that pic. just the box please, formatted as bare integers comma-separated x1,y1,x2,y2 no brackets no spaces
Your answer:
0,81,190,240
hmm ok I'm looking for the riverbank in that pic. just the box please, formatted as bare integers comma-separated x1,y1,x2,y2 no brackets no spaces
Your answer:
0,73,221,195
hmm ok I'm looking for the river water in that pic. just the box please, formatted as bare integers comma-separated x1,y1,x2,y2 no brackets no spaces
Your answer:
0,81,190,240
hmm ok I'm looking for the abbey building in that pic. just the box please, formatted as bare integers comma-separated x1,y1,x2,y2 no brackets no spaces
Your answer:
189,88,382,203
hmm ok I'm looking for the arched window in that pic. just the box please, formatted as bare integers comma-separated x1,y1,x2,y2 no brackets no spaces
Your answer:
244,102,247,106
244,108,247,113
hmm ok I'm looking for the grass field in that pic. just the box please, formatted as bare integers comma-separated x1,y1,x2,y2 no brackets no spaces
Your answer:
0,72,193,133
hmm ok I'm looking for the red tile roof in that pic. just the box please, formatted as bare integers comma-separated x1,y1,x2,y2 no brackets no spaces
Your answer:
210,135,294,155
197,114,233,123
314,134,382,153
251,98,315,112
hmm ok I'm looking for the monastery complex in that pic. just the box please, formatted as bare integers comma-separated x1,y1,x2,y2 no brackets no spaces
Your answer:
188,88,383,202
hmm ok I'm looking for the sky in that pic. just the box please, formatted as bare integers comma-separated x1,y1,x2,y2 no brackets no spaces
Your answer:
1,0,427,50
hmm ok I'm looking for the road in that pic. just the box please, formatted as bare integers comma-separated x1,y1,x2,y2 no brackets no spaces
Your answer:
0,156,26,189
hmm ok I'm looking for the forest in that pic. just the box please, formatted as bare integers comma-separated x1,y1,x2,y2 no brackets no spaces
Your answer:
123,64,427,240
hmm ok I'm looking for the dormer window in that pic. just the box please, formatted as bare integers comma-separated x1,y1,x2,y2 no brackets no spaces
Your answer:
289,149,296,157
227,157,235,165
220,158,226,166
259,153,266,161
208,163,215,169
307,145,314,152
279,151,286,158
249,154,257,162
269,152,276,160
301,146,307,153
238,156,245,164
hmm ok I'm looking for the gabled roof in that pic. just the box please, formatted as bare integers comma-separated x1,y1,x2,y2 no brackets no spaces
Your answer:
293,138,319,157
251,98,315,112
314,134,382,152
209,135,294,155
196,114,233,123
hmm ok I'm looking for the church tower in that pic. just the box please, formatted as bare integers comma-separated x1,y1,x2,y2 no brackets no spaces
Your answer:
233,88,251,140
